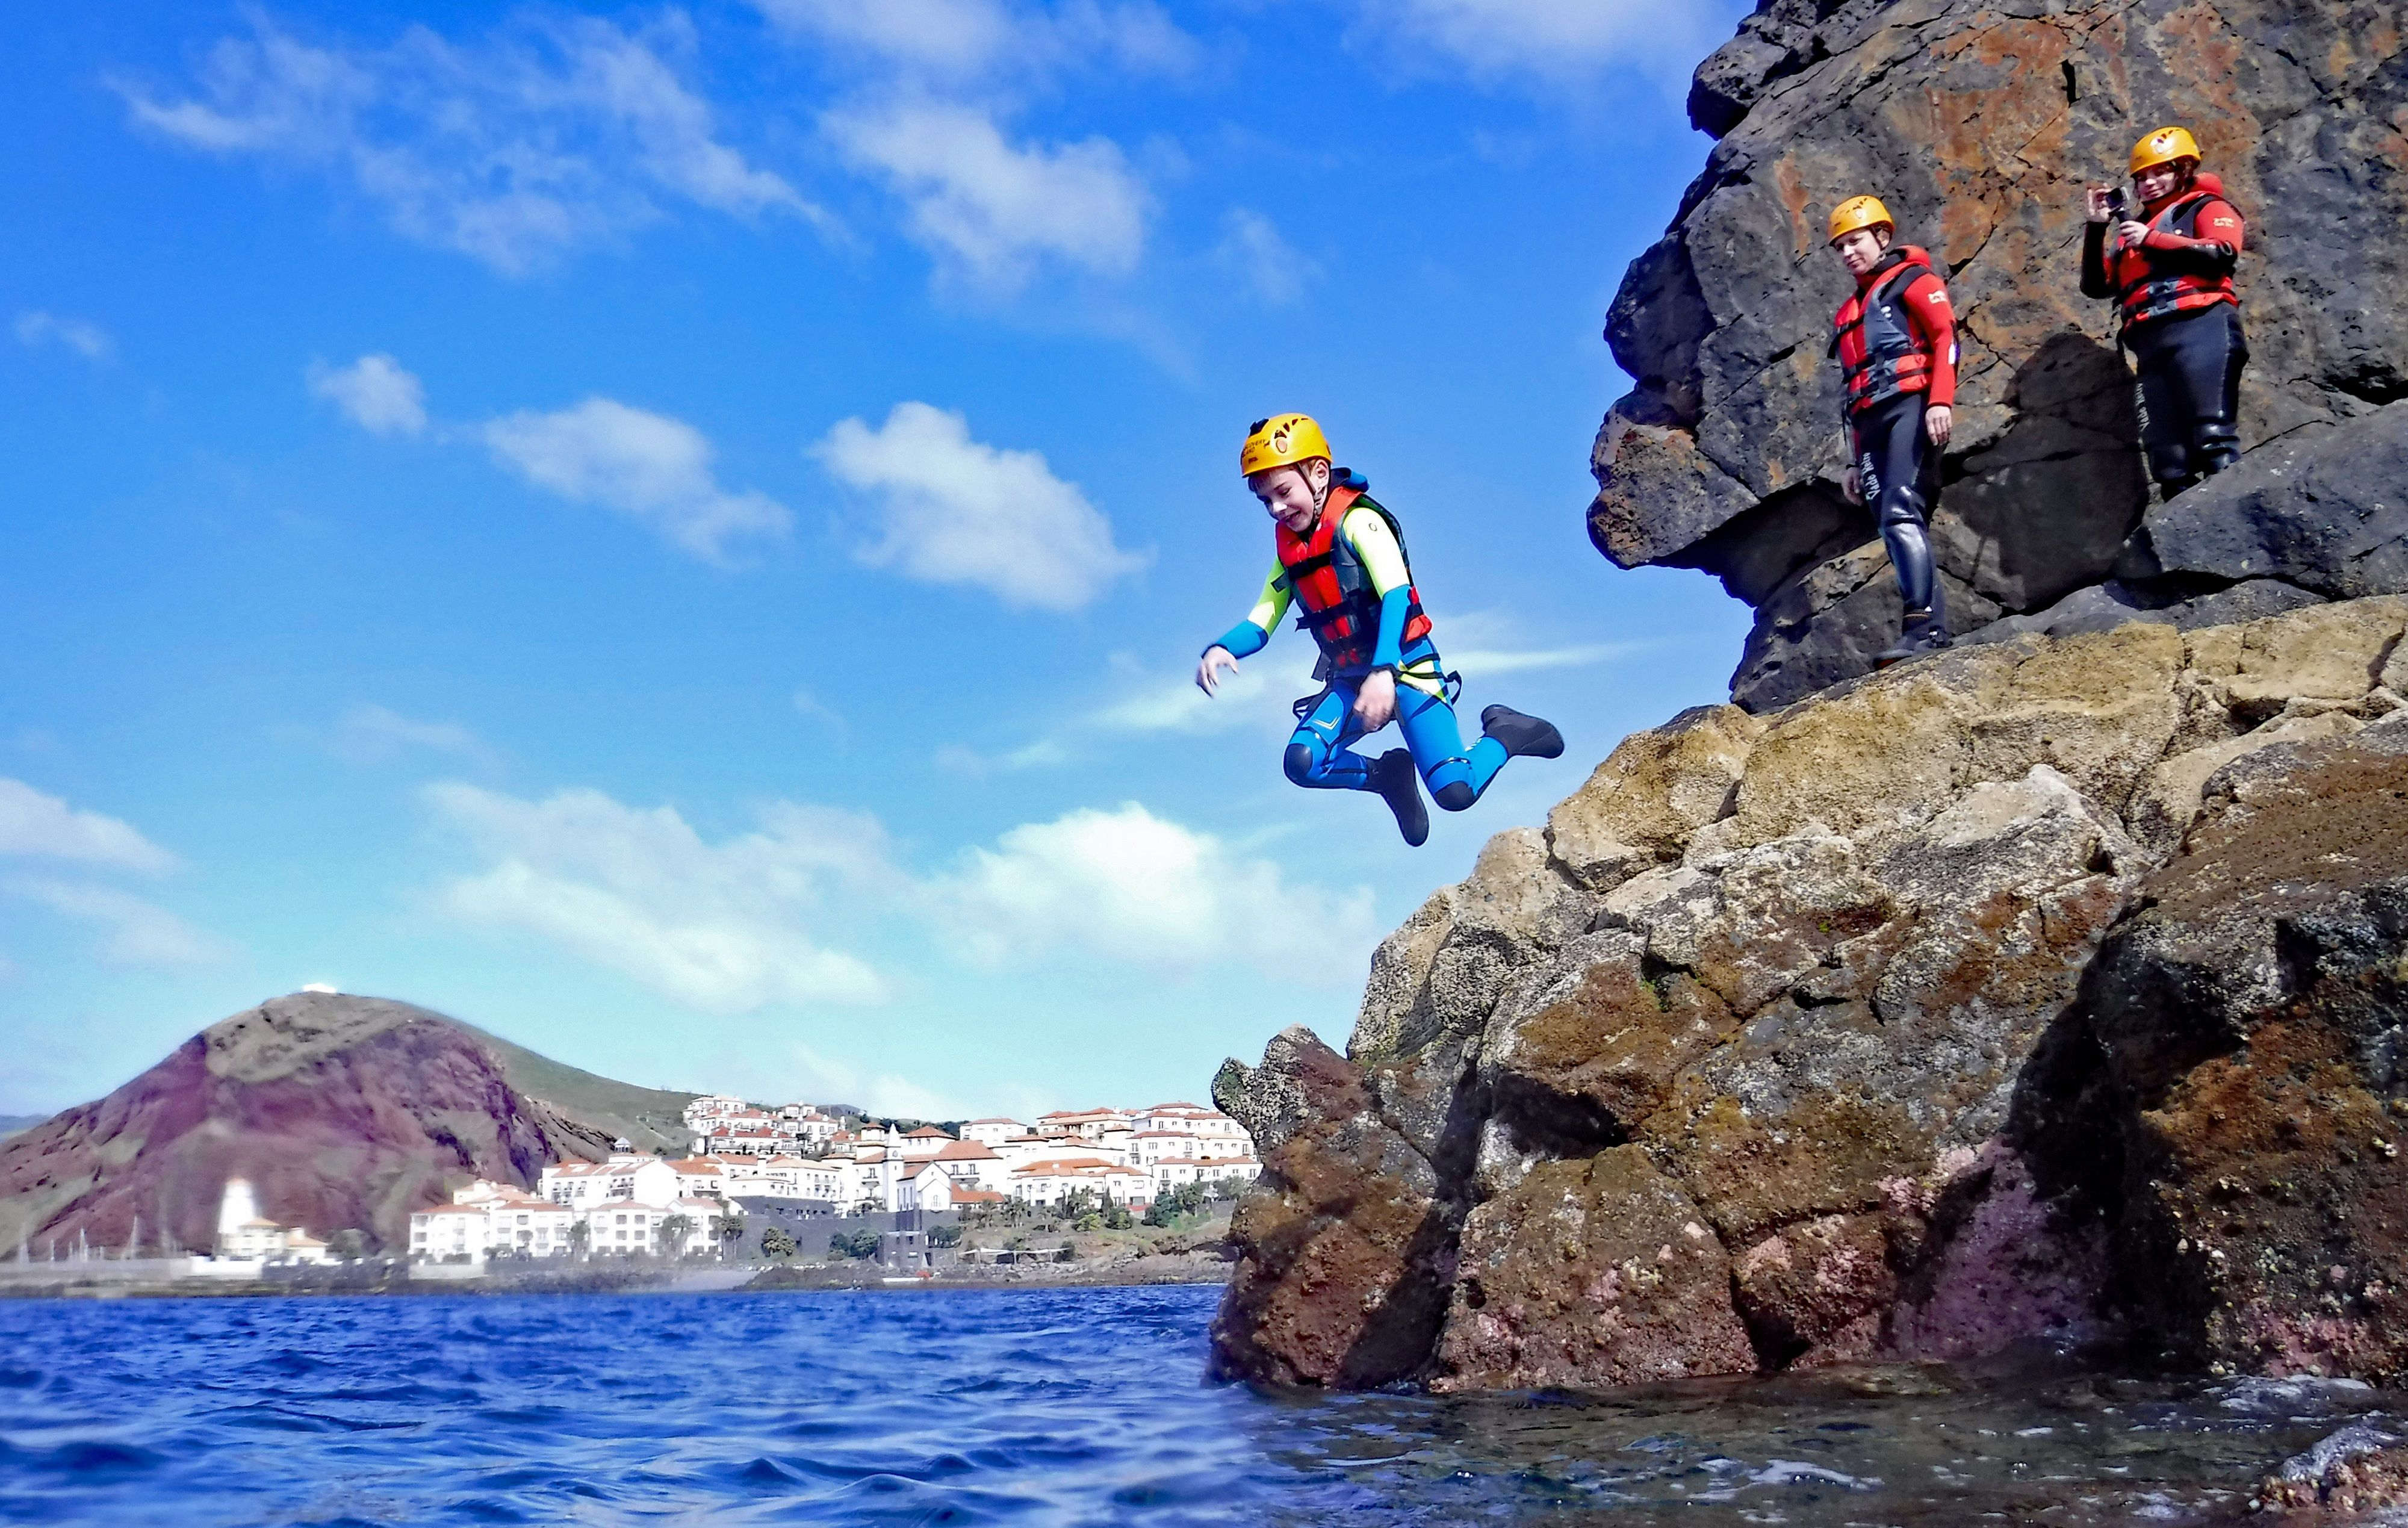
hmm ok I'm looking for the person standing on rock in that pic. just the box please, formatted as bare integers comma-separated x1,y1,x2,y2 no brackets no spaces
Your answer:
1192,414,1563,846
1828,195,1960,665
2083,126,2248,500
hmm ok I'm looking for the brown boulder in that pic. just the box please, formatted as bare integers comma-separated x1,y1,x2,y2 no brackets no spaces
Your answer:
1208,1026,1456,1387
1433,1146,1754,1391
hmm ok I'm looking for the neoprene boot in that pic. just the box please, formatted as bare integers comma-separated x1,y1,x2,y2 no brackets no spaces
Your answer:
1480,706,1565,760
1875,608,1952,667
1372,749,1429,847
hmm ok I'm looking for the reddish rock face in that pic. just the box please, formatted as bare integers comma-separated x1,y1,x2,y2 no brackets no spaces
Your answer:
0,995,609,1254
1435,1148,1754,1391
2080,735,2408,1380
1209,1027,1458,1388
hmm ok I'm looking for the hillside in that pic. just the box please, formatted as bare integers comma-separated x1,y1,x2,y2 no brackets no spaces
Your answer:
451,1020,696,1154
0,1116,46,1141
0,992,692,1254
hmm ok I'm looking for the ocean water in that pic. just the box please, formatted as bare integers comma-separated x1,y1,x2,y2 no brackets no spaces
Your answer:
0,1283,2397,1526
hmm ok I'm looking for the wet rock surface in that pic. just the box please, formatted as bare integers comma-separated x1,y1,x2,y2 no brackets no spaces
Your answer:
1589,0,2408,710
1214,597,2408,1391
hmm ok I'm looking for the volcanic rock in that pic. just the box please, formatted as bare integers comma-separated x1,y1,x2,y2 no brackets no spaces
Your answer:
1213,596,2408,1390
0,993,675,1255
1591,0,2408,710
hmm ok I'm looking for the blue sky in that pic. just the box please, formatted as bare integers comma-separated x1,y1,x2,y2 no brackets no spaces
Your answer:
1,0,1753,1122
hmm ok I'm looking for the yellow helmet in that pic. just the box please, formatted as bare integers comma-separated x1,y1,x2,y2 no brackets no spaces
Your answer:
1828,194,1894,244
2130,125,2202,176
1239,413,1331,479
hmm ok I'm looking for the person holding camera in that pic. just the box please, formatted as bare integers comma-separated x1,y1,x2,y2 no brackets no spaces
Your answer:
2082,126,2248,500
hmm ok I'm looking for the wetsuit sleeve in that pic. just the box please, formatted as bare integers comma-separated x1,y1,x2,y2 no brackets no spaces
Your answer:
2141,198,2243,276
1903,273,1958,409
1208,564,1288,658
2081,223,2115,299
1341,508,1416,671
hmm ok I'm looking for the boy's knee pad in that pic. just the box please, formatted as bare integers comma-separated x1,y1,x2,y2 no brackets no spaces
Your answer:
1283,742,1319,785
1433,780,1477,812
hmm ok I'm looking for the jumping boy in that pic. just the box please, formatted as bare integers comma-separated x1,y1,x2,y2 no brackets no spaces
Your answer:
1192,414,1562,846
1827,194,1960,665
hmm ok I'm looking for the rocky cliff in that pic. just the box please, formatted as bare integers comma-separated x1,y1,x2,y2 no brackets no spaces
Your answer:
1591,0,2408,710
1213,595,2408,1388
0,993,670,1254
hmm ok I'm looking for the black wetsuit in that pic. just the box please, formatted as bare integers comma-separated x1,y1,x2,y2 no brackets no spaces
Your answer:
1853,391,1942,618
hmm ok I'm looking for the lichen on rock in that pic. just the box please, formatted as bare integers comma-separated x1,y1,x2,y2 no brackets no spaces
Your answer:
1213,598,2408,1391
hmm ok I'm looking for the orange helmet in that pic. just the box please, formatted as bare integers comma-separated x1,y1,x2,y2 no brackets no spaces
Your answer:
1828,194,1894,244
2130,125,2202,176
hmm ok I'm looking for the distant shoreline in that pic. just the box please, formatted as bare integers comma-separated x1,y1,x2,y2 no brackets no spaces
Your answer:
0,1252,1233,1302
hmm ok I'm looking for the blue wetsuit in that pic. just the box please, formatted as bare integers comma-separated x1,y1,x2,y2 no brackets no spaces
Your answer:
1210,477,1510,813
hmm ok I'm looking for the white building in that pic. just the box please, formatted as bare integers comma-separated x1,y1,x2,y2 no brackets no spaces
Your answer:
213,1177,337,1263
960,1117,1025,1149
1008,1156,1153,1208
680,1095,752,1131
1150,1156,1262,1195
541,1153,681,1208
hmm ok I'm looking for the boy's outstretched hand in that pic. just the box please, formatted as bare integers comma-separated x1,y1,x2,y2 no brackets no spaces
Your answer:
1353,670,1397,729
1196,646,1239,695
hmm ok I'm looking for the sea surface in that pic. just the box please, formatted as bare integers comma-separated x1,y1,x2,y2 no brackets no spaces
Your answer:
0,1283,2398,1525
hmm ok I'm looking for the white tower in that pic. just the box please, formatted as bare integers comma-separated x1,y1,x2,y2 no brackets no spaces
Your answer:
216,1178,259,1248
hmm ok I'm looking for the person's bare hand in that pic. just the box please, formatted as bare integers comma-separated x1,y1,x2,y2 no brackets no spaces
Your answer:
2085,185,2115,225
1924,405,1953,447
2117,219,2150,249
1353,670,1398,730
1196,646,1238,696
1843,465,1863,505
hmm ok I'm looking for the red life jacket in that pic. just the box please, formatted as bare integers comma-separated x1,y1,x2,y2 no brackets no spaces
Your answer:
2105,174,2241,331
1275,480,1432,674
1831,247,1948,415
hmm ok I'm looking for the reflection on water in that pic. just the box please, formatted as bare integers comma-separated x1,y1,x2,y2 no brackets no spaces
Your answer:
0,1284,2389,1525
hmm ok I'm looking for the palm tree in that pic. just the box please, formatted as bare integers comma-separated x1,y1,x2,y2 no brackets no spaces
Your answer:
711,1208,745,1261
657,1213,694,1260
567,1221,592,1261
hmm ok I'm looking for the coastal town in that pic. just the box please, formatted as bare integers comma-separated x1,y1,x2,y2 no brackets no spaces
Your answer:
404,1099,1262,1264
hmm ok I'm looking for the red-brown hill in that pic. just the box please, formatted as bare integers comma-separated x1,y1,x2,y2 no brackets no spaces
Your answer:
0,992,697,1255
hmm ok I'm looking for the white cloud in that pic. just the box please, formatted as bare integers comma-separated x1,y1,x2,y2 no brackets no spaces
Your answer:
0,779,178,874
485,397,792,563
1215,210,1319,304
929,803,1377,984
308,353,427,435
1442,640,1654,676
326,703,488,764
1097,645,1320,736
14,311,114,362
424,782,893,1013
817,401,1144,610
751,0,1196,85
827,102,1150,287
780,1041,964,1120
1353,0,1732,87
117,11,816,275
6,878,229,970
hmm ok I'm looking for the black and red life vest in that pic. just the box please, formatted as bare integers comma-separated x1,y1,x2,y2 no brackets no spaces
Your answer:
1275,480,1431,674
1831,247,1948,415
2103,175,2241,332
